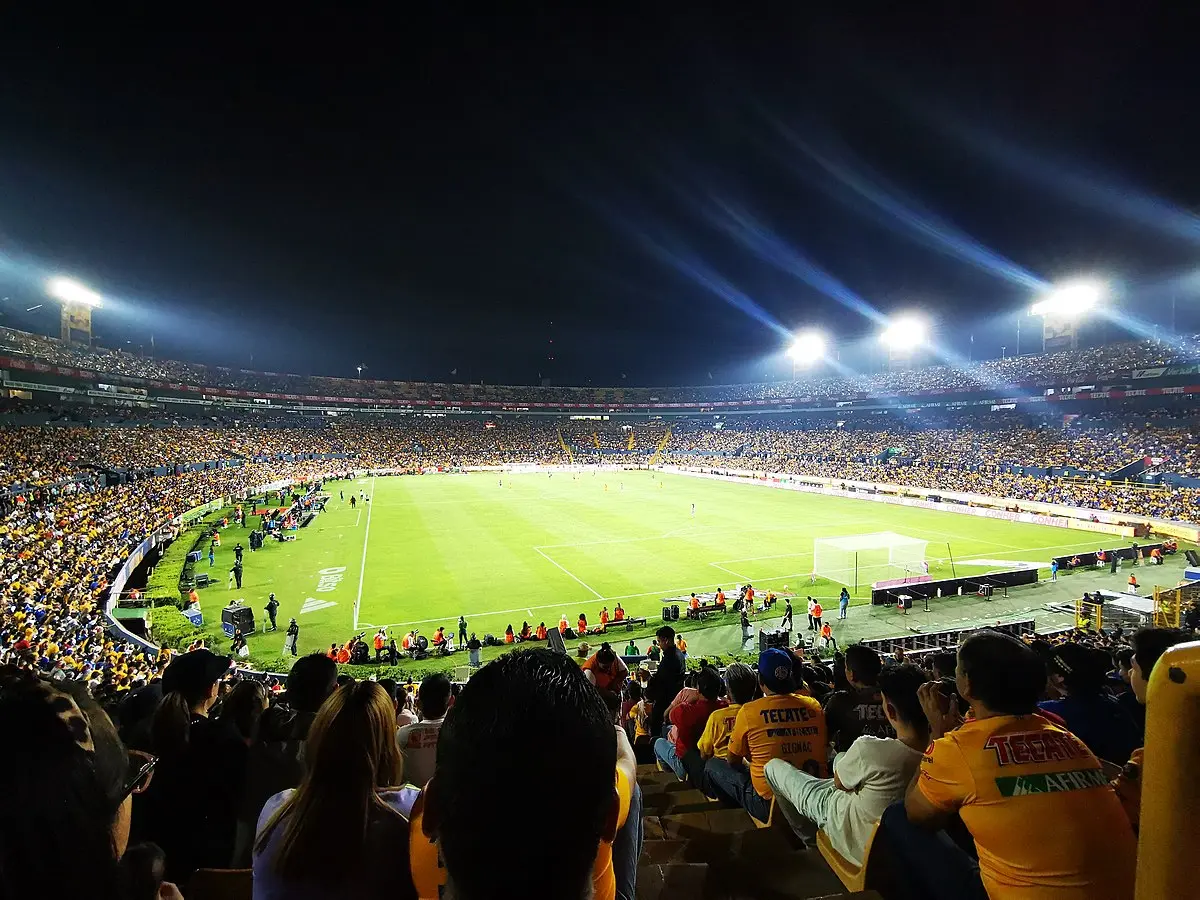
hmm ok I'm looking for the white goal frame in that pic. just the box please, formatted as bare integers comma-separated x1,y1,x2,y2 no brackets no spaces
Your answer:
813,531,929,591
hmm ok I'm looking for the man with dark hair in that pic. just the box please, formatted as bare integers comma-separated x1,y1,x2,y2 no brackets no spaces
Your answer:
653,666,725,781
416,650,640,900
1113,627,1188,832
398,672,453,789
824,644,896,753
704,649,827,822
646,625,685,739
929,651,957,681
235,652,337,864
767,664,929,865
882,630,1136,900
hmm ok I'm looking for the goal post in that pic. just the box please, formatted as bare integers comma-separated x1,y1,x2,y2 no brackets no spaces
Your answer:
813,532,929,592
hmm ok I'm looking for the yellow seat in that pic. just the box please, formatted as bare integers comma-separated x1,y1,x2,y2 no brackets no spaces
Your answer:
815,821,879,892
750,796,775,829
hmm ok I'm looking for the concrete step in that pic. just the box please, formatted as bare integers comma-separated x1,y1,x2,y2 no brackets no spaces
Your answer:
635,863,708,900
643,788,725,816
658,808,761,839
707,849,847,900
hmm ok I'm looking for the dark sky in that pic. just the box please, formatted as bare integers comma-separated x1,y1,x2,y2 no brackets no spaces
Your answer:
0,7,1196,387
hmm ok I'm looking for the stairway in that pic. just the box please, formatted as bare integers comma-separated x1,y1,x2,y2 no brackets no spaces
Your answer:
634,764,877,900
648,426,673,466
557,429,574,465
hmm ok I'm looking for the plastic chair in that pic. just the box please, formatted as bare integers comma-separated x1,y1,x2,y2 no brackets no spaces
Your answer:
815,821,880,892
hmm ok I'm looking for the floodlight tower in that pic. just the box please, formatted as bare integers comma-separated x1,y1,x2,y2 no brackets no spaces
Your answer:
46,277,102,345
878,315,928,370
1030,280,1104,351
787,330,826,379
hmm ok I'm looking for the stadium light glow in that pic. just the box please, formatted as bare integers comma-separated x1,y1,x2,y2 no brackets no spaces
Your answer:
46,276,103,308
1030,279,1105,318
788,331,826,364
879,315,928,349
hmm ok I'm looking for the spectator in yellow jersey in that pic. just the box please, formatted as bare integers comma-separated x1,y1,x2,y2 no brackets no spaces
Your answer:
882,630,1136,900
703,648,827,822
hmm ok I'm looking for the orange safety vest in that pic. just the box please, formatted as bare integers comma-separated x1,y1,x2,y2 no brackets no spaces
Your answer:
374,634,385,651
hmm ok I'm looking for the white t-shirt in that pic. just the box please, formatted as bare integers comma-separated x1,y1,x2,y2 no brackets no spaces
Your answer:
396,717,445,788
825,735,923,865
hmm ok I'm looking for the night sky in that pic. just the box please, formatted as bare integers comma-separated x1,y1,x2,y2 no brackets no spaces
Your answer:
0,8,1196,387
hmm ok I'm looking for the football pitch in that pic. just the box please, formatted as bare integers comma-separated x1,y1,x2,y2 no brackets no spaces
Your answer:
204,470,1118,666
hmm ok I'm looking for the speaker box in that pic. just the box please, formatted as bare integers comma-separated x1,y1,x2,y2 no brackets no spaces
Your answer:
670,605,680,621
662,606,672,622
758,629,790,652
221,603,255,638
1185,550,1200,567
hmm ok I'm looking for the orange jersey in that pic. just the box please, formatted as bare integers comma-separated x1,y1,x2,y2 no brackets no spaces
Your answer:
729,693,827,799
917,715,1136,899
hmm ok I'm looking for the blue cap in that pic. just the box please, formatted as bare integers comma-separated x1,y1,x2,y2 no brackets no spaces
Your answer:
758,648,798,694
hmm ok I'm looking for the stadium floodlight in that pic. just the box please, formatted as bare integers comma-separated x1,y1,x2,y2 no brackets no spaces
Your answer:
46,276,102,308
1030,279,1105,318
879,315,927,349
787,331,826,377
788,331,826,361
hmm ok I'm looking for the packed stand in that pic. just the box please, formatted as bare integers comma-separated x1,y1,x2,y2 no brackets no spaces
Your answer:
7,323,1200,408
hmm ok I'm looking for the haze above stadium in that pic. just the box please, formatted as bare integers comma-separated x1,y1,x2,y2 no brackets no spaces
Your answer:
0,9,1196,387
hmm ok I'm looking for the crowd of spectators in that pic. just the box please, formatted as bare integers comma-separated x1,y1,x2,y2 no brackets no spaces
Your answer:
6,323,1200,407
8,619,1174,898
664,407,1200,522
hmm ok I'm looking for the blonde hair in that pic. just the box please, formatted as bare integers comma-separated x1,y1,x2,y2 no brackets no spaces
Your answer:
255,681,403,882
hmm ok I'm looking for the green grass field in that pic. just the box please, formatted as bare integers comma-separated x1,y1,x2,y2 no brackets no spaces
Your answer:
197,469,1120,669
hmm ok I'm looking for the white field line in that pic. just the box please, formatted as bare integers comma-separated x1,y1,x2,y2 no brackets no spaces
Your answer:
352,475,377,629
709,562,753,581
533,547,604,599
355,509,362,527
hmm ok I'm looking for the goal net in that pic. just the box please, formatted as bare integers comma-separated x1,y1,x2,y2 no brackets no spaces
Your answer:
813,532,929,589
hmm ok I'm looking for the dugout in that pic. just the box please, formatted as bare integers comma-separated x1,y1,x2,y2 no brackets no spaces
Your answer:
870,567,1037,606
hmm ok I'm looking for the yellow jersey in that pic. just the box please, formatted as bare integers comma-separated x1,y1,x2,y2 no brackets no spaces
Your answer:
729,693,827,799
918,714,1136,900
697,703,741,761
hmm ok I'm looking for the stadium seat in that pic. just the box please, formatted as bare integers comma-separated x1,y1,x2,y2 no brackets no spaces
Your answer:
186,868,252,900
816,823,880,893
750,796,775,829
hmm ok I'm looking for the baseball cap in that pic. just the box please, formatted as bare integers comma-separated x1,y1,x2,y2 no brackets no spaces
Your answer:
758,648,798,694
162,649,231,697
